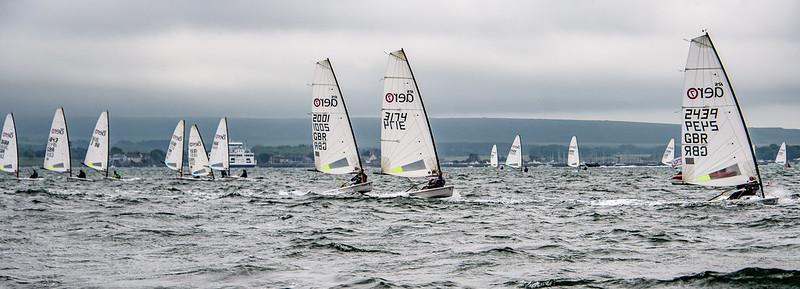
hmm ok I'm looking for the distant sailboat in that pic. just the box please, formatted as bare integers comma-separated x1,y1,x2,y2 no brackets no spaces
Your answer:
83,111,109,179
505,135,523,171
775,142,789,168
311,58,371,193
187,124,213,180
680,32,771,202
380,49,453,198
0,113,19,179
44,107,74,179
489,144,498,168
164,120,185,178
208,117,230,179
567,136,581,168
661,138,675,166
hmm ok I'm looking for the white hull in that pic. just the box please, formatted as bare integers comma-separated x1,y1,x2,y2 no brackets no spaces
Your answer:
227,175,255,181
104,177,141,182
15,177,45,181
410,185,454,198
68,176,94,182
180,176,213,182
323,181,373,194
708,190,779,205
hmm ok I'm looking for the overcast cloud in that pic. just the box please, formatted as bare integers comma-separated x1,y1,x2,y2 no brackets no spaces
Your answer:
1,0,798,127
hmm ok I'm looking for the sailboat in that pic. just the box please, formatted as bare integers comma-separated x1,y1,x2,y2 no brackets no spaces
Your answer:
208,117,232,180
380,49,453,198
775,142,790,168
505,135,523,171
186,124,213,181
680,32,773,203
661,138,676,166
44,107,77,180
164,120,185,179
567,136,582,169
0,113,21,179
82,111,109,180
489,144,498,168
311,58,371,193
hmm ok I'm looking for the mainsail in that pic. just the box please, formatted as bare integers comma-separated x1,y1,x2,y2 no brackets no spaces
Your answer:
680,33,761,190
188,124,212,177
505,135,523,169
567,136,580,167
380,49,441,177
490,144,498,168
311,59,362,174
209,117,230,172
661,138,675,166
165,120,185,173
83,111,109,175
776,142,787,165
44,107,71,174
0,113,18,177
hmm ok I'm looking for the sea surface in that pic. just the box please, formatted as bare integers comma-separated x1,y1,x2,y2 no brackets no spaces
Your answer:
1,166,799,288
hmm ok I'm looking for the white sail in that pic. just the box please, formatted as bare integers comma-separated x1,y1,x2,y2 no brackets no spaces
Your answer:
44,107,71,173
490,144,498,167
661,138,675,166
165,120,185,172
680,34,760,187
0,113,18,175
311,59,362,174
208,117,229,171
776,142,787,165
568,136,580,167
505,135,523,169
380,49,440,178
188,124,211,177
83,111,109,173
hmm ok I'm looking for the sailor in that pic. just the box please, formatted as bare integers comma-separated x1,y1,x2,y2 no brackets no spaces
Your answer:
113,170,121,179
499,165,504,170
523,166,529,173
422,173,445,190
350,169,367,185
29,169,38,179
240,169,248,178
77,169,87,179
220,170,228,178
729,177,759,200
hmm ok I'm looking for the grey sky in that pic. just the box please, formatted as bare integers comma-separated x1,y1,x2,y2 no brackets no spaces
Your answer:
1,0,798,127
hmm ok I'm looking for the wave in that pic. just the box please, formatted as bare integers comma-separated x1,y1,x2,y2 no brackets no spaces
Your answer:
508,267,800,288
309,242,399,255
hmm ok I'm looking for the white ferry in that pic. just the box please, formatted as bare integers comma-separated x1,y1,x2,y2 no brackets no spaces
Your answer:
229,142,257,168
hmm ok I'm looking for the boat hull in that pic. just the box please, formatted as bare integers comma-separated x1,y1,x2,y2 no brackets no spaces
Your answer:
410,185,454,198
324,181,373,194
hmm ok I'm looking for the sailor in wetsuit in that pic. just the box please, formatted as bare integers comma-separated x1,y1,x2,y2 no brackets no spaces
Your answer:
29,169,39,179
240,169,248,178
112,170,122,179
729,177,759,200
349,169,367,185
77,169,87,179
422,173,446,190
220,170,228,178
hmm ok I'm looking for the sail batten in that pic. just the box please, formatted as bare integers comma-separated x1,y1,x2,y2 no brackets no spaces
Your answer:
0,113,18,176
311,59,362,175
680,33,761,190
380,49,440,178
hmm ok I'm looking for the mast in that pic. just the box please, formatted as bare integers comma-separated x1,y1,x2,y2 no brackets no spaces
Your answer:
62,107,72,177
105,110,110,178
328,58,363,170
705,32,765,197
400,48,442,176
11,113,18,178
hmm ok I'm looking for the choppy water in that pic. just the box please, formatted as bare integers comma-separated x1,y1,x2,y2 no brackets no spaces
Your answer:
1,166,799,288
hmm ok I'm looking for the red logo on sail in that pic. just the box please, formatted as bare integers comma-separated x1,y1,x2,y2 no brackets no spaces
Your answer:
687,88,699,99
385,93,395,103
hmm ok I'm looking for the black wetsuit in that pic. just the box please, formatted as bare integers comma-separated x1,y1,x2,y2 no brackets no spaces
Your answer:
240,170,248,178
77,170,86,178
729,182,759,200
350,172,367,184
30,170,38,179
422,176,445,190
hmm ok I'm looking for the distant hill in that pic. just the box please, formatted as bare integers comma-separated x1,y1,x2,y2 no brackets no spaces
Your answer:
12,116,800,152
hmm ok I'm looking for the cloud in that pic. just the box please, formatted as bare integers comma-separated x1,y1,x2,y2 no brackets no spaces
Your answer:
0,0,798,127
